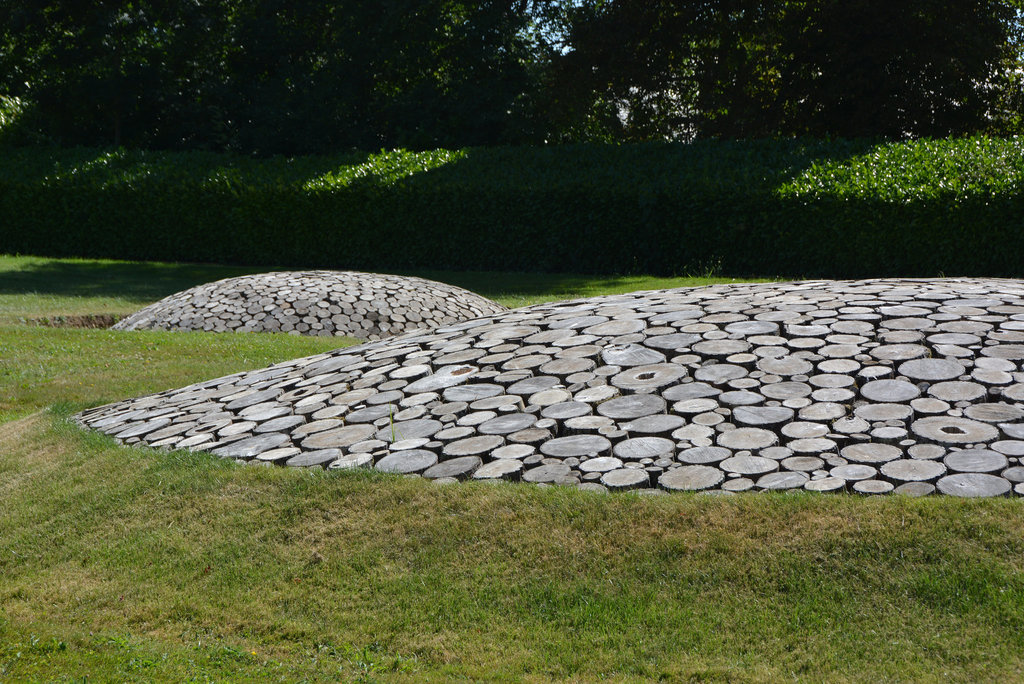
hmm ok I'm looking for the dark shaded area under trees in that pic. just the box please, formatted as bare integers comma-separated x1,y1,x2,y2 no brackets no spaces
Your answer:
1,1,1022,154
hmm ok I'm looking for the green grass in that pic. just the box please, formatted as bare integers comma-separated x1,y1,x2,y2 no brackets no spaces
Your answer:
0,253,756,324
2,254,1024,681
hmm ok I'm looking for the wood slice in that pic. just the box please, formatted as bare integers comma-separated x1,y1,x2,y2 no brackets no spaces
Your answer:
860,380,920,403
522,463,572,483
600,468,651,490
717,391,765,407
506,376,561,395
254,415,306,434
210,433,290,459
756,472,808,490
732,405,795,427
477,413,537,435
442,435,504,457
910,416,999,445
663,382,720,401
830,464,878,480
613,437,674,460
472,459,524,480
611,364,687,391
375,449,438,474
943,449,1008,473
693,364,747,384
760,382,812,400
114,418,172,440
596,394,666,420
898,358,965,381
403,364,478,393
285,448,341,468
787,438,837,455
963,403,1024,424
328,453,373,470
621,414,686,435
443,383,504,402
880,459,946,482
717,428,778,451
490,444,535,460
423,456,482,480
692,339,751,358
840,443,902,464
658,465,724,491
720,455,779,475
644,333,702,350
936,473,1012,497
600,343,666,367
804,477,846,492
781,422,829,439
540,434,612,458
853,479,894,495
781,456,825,472
757,356,813,376
894,481,935,496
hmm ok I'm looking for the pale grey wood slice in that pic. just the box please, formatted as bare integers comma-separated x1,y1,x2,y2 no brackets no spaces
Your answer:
472,459,524,480
578,456,624,473
860,380,920,403
375,449,438,474
596,394,666,420
936,473,1012,497
677,446,732,465
963,403,1024,423
943,449,1008,473
720,455,779,476
756,472,808,490
601,343,666,367
804,477,846,492
422,456,482,480
853,479,895,495
910,417,999,445
880,459,947,482
522,463,572,483
898,358,966,382
285,448,342,468
328,453,374,470
478,413,537,435
732,406,795,427
600,468,651,490
717,428,778,451
540,435,612,458
659,465,724,491
840,443,902,464
613,437,674,460
830,464,878,481
210,432,290,459
374,418,444,443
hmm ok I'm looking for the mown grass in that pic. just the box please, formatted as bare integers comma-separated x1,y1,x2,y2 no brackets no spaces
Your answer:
0,253,756,324
2,254,1024,681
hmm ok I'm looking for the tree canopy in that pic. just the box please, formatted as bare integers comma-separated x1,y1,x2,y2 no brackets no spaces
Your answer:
1,0,1021,152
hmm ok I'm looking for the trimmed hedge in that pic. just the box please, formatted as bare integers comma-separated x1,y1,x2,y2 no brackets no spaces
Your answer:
1,138,1023,277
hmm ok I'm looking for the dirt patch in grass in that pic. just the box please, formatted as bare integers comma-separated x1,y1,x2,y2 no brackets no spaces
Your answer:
28,314,119,329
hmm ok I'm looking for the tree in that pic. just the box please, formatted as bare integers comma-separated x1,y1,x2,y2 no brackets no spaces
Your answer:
544,0,1024,141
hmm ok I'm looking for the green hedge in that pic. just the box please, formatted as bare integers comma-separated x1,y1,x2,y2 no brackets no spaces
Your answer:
1,138,1023,277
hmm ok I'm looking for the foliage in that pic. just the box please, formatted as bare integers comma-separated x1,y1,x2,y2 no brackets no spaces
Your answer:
1,1,1022,150
0,1,541,153
1,138,1023,277
548,0,1024,141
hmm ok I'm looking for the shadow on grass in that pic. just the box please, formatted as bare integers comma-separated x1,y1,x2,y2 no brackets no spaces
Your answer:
0,258,255,300
0,256,718,305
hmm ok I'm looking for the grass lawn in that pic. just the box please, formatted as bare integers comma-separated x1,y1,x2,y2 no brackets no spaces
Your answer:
2,255,1024,681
